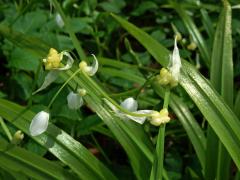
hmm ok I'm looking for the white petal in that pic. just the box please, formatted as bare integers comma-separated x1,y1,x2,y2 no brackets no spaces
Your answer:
120,97,138,112
169,37,181,81
86,54,99,76
55,51,74,70
125,110,154,124
67,91,83,110
55,13,64,28
29,111,49,136
33,70,59,94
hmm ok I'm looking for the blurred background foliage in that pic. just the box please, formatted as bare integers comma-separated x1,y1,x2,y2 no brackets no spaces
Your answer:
0,0,240,179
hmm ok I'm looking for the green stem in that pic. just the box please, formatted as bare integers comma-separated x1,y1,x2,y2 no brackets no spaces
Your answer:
150,89,171,180
47,69,80,109
0,117,12,141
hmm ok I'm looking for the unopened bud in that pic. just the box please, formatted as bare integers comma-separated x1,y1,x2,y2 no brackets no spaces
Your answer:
77,88,87,96
149,108,170,126
11,130,24,145
187,42,197,51
175,33,182,41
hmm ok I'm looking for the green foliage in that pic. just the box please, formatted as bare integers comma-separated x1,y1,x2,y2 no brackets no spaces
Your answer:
0,0,240,179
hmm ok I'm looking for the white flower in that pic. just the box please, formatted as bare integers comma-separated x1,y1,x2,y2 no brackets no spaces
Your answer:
168,36,181,82
67,90,85,110
120,97,138,112
55,13,64,28
29,111,49,136
79,54,99,76
105,98,171,126
105,97,153,124
33,48,74,94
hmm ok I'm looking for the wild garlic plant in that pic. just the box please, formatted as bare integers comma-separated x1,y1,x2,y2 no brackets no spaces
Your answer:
29,49,98,136
29,36,180,139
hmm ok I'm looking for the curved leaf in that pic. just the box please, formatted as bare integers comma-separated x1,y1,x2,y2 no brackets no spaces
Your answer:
111,13,240,170
0,139,75,180
0,99,117,180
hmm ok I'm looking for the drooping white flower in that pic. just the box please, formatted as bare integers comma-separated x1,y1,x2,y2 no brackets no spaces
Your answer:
105,97,171,125
120,97,138,112
67,91,84,110
105,97,153,124
79,54,99,76
33,48,74,94
29,111,49,136
168,36,182,82
55,13,64,28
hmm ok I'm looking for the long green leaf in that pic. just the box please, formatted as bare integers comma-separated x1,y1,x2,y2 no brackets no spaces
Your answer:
111,13,240,170
234,90,240,119
0,99,117,180
208,1,233,179
0,139,75,180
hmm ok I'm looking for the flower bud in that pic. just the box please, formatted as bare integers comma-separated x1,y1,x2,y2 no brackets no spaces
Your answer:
29,111,49,136
11,130,24,145
79,54,99,76
149,108,170,126
175,32,182,41
55,13,64,28
77,88,87,96
156,68,173,86
67,91,84,110
187,42,197,51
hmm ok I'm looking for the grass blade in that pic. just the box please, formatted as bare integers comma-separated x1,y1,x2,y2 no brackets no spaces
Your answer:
208,1,233,179
0,139,75,180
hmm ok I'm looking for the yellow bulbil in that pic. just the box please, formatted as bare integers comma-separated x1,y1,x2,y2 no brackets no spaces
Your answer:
43,48,62,70
11,130,24,145
77,88,87,96
156,68,178,87
175,32,182,41
150,108,170,126
187,42,197,51
79,61,88,70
